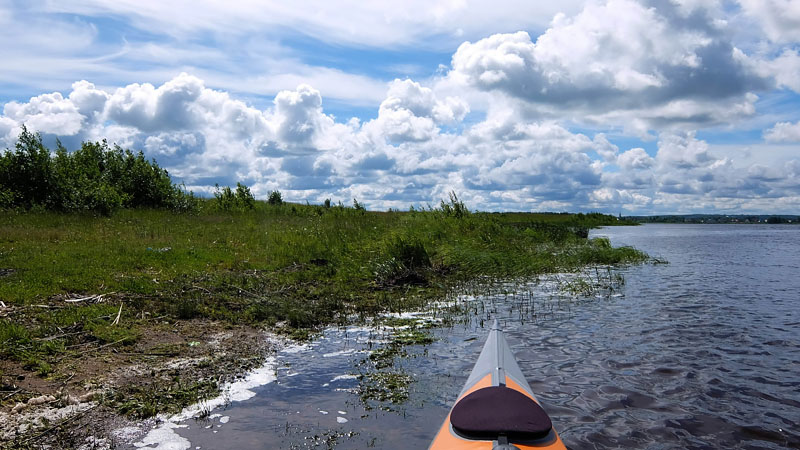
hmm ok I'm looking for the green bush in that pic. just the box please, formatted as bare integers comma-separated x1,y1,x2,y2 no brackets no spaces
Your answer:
267,190,283,206
214,182,257,211
375,235,431,286
439,191,469,218
0,127,196,214
353,198,366,211
0,126,53,208
0,187,15,209
236,183,256,209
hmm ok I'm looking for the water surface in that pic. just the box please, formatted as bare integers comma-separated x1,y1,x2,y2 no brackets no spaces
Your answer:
135,224,800,449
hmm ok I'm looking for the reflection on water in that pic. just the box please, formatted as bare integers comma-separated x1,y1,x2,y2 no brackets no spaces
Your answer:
131,224,800,449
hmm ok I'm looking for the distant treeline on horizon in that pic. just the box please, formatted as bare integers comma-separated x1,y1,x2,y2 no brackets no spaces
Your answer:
625,214,798,224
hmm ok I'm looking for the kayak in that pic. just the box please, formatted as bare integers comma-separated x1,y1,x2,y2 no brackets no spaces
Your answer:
429,320,567,449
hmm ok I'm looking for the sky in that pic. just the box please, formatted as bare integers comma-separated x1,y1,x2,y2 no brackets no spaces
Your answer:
1,0,799,214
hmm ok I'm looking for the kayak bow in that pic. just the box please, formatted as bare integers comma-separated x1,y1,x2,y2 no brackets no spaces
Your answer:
429,320,566,450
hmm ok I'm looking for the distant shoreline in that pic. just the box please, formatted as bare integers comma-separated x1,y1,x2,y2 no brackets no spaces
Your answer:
623,214,798,224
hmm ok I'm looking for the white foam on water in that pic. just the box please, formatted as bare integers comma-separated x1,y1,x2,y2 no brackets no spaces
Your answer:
130,356,278,449
322,348,357,358
132,422,190,450
342,326,377,333
330,374,358,382
336,416,348,424
219,416,229,424
382,311,424,319
337,411,346,415
281,343,311,354
319,410,329,415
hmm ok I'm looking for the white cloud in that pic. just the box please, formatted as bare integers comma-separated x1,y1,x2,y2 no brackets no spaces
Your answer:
3,0,800,215
68,81,110,120
590,187,652,206
0,116,20,148
0,70,782,215
273,84,330,146
764,121,800,142
0,5,391,115
3,92,84,136
656,131,713,169
366,79,468,143
447,0,766,130
738,0,800,43
618,147,655,170
747,49,800,93
37,0,586,49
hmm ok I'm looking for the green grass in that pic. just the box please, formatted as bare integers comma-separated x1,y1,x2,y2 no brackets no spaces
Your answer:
114,377,218,419
0,202,645,372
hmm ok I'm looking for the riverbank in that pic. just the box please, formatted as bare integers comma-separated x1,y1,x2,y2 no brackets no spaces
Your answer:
0,205,645,448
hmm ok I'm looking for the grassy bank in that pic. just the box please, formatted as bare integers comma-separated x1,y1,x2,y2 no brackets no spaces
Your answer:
0,202,644,446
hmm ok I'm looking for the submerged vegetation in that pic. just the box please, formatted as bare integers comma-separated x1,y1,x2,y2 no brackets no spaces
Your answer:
0,129,647,446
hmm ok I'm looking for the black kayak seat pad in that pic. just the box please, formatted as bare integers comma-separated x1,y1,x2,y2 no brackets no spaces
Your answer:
450,385,553,441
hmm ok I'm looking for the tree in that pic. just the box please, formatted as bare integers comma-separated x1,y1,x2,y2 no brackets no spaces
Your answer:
0,126,52,208
268,190,283,206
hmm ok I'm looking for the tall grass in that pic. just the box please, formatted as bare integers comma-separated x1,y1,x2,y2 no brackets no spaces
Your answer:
0,203,643,305
0,202,645,366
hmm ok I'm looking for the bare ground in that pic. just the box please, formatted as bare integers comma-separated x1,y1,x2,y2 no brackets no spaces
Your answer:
0,319,278,449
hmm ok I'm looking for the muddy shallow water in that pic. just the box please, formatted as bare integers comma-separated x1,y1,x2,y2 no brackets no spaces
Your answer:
128,224,800,449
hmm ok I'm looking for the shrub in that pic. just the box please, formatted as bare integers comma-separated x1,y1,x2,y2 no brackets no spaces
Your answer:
0,126,52,208
1,127,196,214
235,183,256,209
439,191,469,218
213,184,236,210
374,235,431,286
0,187,15,209
267,190,283,206
215,182,257,211
86,182,127,216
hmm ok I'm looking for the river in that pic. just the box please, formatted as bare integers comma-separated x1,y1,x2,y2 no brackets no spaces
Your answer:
131,224,800,449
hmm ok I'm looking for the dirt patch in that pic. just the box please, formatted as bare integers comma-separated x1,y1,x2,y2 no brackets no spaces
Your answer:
0,320,278,449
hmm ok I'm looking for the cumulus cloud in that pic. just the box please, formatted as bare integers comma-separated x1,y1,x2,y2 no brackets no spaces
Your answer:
655,131,713,169
3,0,800,215
273,84,331,147
447,0,767,129
3,92,84,136
764,121,800,143
738,0,800,43
745,49,800,93
366,79,469,143
617,147,655,170
593,128,800,212
4,69,796,214
104,73,206,132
